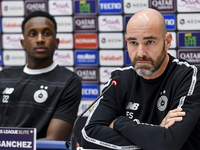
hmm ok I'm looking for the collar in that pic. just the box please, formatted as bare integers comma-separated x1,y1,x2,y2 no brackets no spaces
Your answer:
23,62,57,75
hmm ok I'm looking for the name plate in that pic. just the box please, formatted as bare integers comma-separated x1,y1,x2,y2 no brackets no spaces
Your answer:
0,127,36,150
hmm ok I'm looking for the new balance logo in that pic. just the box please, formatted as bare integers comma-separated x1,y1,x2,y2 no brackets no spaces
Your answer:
126,102,139,110
2,87,14,94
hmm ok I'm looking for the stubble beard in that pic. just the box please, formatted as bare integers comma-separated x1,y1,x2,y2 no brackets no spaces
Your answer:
131,42,166,77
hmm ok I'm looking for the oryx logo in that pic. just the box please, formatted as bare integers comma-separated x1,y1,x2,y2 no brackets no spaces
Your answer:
157,91,168,111
34,85,48,103
126,102,139,110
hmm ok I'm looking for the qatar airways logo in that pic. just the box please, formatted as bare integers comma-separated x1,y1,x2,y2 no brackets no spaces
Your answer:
150,0,175,12
75,67,98,83
99,15,123,31
100,50,124,66
177,0,200,12
3,34,23,49
49,1,72,15
53,50,73,66
25,1,47,15
178,50,200,65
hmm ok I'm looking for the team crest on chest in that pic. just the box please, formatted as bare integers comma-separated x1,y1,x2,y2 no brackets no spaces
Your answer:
33,85,48,103
157,90,168,111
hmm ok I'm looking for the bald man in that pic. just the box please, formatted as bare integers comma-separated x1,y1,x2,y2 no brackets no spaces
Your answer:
81,8,200,150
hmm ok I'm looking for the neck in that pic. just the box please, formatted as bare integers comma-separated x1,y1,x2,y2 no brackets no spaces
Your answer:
27,60,53,69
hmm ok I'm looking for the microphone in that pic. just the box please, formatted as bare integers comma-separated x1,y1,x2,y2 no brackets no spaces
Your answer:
70,76,121,150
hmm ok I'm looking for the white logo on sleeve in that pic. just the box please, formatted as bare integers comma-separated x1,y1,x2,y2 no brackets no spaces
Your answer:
34,85,48,103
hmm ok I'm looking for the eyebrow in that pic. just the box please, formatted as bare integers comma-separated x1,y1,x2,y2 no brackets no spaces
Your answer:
126,36,157,41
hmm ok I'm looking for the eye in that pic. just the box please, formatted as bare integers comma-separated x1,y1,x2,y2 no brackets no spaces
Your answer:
44,31,50,36
29,31,35,37
130,41,137,46
147,41,154,45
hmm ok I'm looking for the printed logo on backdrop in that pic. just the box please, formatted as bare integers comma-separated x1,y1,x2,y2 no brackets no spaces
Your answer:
150,0,175,12
178,32,200,48
177,13,200,30
74,16,97,31
3,34,23,49
53,50,74,66
82,84,99,99
100,50,124,66
100,67,116,83
48,0,72,15
78,100,94,117
178,50,200,65
2,18,23,33
55,17,73,32
75,33,98,49
25,0,48,15
123,0,149,14
177,0,200,12
3,50,26,66
0,51,2,65
1,1,24,16
0,127,36,150
99,33,123,49
99,0,122,14
125,50,131,66
75,67,98,83
74,0,96,14
98,15,123,31
170,32,176,48
57,34,73,49
124,15,131,30
75,50,98,65
163,14,176,30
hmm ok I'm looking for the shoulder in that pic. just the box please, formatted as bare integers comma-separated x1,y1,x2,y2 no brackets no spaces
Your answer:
0,66,24,77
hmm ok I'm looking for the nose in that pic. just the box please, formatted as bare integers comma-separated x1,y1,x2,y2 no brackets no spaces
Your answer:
137,44,147,57
36,33,45,44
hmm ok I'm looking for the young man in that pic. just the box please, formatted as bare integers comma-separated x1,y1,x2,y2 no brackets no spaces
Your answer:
0,11,82,141
82,8,200,150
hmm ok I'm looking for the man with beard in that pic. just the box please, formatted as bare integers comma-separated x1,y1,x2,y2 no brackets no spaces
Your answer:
81,8,200,150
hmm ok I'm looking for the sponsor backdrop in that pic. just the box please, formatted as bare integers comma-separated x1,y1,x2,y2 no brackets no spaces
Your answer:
0,0,200,143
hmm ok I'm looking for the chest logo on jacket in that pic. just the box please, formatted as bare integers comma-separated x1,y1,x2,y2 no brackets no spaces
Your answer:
2,87,14,103
126,102,139,119
157,90,168,111
33,85,48,103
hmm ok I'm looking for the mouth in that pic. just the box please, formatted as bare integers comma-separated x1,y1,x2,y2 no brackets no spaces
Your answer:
35,47,47,52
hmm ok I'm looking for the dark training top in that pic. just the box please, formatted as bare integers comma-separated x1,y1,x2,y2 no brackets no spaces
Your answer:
82,54,200,150
0,62,82,139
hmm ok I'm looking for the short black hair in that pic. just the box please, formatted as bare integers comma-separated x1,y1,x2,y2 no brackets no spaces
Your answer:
22,11,57,34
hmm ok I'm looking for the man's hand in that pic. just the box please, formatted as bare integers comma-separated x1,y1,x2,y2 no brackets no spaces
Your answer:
160,107,186,128
109,119,117,129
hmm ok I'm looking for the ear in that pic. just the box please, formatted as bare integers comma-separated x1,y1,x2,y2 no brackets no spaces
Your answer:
20,39,26,50
56,38,59,49
165,33,172,50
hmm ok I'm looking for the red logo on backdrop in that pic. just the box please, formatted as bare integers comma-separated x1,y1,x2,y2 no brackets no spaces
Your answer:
75,33,98,48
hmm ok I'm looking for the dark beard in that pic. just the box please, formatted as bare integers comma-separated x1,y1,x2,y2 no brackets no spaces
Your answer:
131,41,166,77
